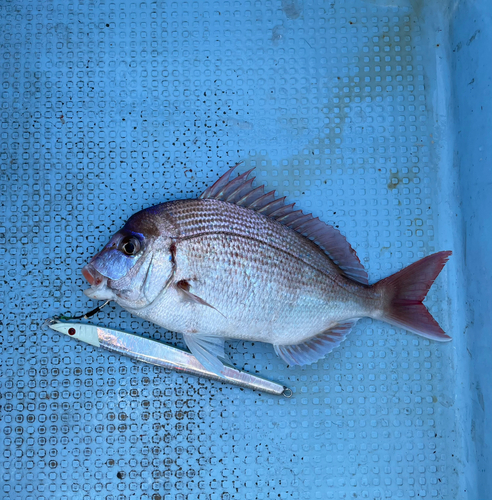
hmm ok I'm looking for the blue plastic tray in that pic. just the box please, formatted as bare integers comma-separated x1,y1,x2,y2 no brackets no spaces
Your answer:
1,0,490,498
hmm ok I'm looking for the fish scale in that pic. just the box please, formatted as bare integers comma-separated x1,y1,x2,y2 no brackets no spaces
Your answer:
141,198,345,279
169,232,361,344
83,166,452,372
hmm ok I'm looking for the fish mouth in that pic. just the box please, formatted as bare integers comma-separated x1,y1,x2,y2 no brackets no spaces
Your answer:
82,263,115,301
82,263,104,286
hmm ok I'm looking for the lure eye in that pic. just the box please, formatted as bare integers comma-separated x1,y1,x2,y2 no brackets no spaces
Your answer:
120,236,141,256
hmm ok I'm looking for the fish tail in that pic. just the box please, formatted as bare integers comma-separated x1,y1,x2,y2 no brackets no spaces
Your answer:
373,251,453,341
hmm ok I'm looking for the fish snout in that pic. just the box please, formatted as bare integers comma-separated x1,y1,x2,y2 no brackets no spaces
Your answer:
82,263,115,301
82,263,104,287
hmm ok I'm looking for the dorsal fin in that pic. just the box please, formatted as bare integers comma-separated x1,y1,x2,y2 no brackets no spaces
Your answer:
199,165,368,284
199,162,243,199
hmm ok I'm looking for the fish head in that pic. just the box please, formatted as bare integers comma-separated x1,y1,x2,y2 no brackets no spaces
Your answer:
82,206,175,308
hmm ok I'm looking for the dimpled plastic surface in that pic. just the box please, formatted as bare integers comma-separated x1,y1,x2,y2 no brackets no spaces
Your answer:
1,0,487,498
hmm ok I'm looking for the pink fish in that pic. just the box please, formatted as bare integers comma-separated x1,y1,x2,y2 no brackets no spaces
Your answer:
82,166,452,373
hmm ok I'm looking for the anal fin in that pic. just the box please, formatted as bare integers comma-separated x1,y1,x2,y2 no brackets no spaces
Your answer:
183,333,229,375
274,319,359,366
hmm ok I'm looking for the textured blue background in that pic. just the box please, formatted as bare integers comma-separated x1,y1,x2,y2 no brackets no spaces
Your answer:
1,0,489,498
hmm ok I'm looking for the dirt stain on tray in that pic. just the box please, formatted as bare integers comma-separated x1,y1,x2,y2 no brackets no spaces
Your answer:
281,0,302,19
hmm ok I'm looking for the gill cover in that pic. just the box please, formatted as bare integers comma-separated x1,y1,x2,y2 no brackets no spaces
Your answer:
89,230,145,280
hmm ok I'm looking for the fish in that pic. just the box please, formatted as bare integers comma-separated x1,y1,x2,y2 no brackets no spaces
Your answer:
82,165,452,374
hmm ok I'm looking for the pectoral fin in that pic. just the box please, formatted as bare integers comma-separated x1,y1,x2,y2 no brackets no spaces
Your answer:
183,333,229,375
274,319,359,366
175,280,225,317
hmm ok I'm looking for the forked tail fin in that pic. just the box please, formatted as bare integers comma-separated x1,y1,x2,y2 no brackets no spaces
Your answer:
374,251,453,341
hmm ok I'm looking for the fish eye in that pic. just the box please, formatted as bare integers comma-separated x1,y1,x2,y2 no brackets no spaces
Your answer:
120,236,141,256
